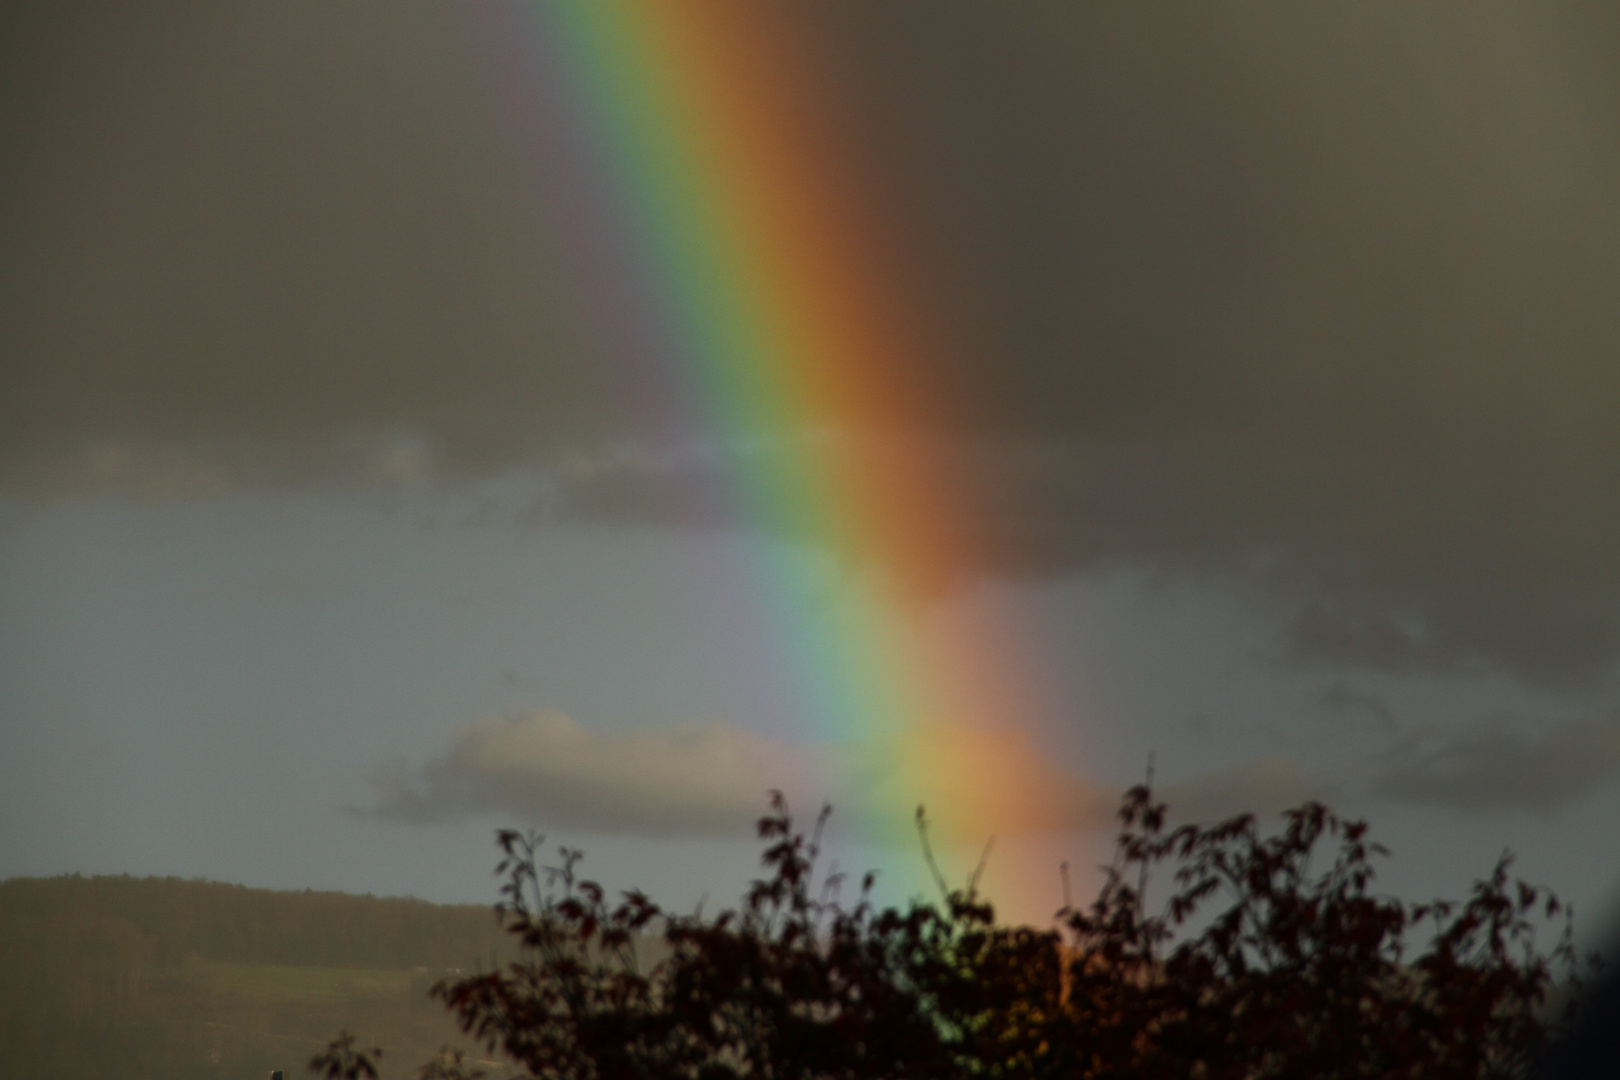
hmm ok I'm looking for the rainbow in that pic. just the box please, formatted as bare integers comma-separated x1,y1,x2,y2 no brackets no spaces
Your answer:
462,1,1081,915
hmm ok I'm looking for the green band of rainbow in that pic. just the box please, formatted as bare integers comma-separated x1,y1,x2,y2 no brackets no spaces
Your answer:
464,0,1079,911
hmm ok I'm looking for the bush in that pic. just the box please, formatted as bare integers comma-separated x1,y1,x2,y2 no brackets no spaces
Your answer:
323,787,1588,1079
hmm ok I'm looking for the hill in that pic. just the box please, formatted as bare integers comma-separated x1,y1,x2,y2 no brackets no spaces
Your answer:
0,874,517,1080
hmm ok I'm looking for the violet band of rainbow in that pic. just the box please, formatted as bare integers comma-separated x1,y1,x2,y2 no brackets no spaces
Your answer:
460,0,1077,914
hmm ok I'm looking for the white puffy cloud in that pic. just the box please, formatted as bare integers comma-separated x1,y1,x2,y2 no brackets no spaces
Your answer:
363,710,820,838
362,710,1121,842
363,710,1361,841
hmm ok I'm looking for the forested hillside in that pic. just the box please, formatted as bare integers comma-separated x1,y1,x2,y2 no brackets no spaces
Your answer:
0,875,517,1080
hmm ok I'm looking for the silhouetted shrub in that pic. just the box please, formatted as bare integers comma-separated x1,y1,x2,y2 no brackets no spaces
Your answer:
326,787,1588,1079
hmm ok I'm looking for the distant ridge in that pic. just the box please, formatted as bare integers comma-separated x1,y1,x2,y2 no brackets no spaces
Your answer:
0,875,516,1080
0,873,511,971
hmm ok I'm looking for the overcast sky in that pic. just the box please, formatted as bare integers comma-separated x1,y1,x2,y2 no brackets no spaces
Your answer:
5,1,1620,939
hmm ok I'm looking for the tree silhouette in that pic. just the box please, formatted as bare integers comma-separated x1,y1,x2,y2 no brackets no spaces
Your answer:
321,787,1590,1079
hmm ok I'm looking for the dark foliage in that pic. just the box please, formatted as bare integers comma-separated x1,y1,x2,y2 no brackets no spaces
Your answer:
359,788,1587,1080
1056,788,1582,1079
310,1032,384,1080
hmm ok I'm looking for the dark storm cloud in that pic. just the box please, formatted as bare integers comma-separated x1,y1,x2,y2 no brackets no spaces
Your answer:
0,0,614,494
808,2,1620,689
6,3,1620,686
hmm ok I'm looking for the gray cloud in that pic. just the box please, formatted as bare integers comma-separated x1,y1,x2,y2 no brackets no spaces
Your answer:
362,710,817,839
364,709,1362,840
1119,708,1620,821
7,3,1620,686
239,568,317,599
1313,680,1398,733
1165,707,1620,816
361,710,1117,842
1160,759,1319,826
1369,711,1620,814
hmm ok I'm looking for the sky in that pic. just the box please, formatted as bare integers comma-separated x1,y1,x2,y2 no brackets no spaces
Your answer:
5,1,1620,943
